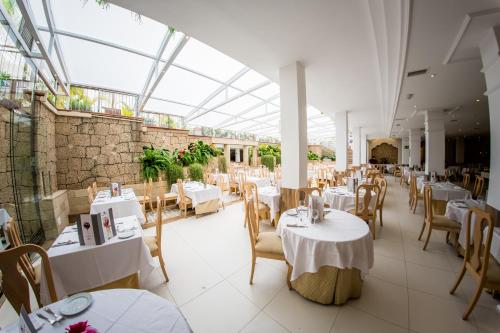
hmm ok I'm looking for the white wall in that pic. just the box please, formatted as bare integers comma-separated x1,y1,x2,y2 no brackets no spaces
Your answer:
402,136,409,165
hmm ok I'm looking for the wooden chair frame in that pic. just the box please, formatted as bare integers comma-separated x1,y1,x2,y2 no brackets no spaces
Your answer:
149,196,169,282
374,177,387,226
177,179,192,217
450,208,499,320
296,187,322,207
463,173,471,189
472,176,485,199
352,184,380,239
87,185,94,205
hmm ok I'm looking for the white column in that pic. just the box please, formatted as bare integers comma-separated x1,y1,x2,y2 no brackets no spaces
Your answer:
235,147,241,163
224,144,231,167
424,110,445,175
455,137,464,165
409,129,421,168
402,136,409,165
335,111,348,171
360,131,368,164
243,146,249,165
479,26,500,209
279,61,308,188
352,127,361,166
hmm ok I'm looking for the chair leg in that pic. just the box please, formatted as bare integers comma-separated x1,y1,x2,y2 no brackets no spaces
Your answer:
158,253,169,283
462,281,484,320
370,217,376,240
418,221,426,240
450,264,466,295
286,263,293,290
422,225,432,250
249,256,256,285
412,196,418,214
379,208,383,227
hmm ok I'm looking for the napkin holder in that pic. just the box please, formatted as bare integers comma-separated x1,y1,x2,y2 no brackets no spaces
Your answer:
77,208,116,246
110,182,122,197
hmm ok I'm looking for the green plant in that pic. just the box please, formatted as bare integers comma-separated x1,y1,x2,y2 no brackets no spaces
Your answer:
137,145,174,181
2,0,15,16
69,87,95,111
120,102,135,117
188,163,204,182
307,151,320,161
0,71,11,87
184,141,220,166
166,163,184,188
161,116,176,128
261,155,275,172
258,144,281,165
217,155,227,173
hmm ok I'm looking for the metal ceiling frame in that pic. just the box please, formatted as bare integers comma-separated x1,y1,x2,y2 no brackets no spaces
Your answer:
215,93,279,128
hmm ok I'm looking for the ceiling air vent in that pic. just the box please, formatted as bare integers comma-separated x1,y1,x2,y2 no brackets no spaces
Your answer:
407,69,428,78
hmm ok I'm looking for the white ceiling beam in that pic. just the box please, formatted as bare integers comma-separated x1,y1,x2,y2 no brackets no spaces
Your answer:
139,36,189,111
214,93,280,127
222,109,280,129
186,80,272,122
184,67,250,119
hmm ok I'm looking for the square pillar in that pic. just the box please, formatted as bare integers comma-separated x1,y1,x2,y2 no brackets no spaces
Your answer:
424,110,445,175
243,146,249,165
352,127,361,166
252,146,258,166
402,136,409,165
360,131,367,164
479,26,500,209
279,61,308,188
235,147,241,163
409,129,421,168
335,111,348,171
224,144,231,168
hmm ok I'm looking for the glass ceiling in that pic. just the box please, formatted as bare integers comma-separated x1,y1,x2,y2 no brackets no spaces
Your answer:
26,0,335,148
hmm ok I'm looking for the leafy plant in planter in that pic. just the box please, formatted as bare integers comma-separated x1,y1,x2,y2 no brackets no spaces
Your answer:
188,163,204,182
137,146,174,181
69,87,95,111
166,163,184,188
258,144,281,165
0,71,11,87
307,151,320,161
261,155,275,172
217,155,227,173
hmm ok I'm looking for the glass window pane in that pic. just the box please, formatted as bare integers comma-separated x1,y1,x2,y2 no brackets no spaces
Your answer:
252,83,279,99
50,0,166,54
231,70,268,90
189,112,230,127
58,35,152,93
144,98,193,116
29,0,48,27
214,95,262,115
203,86,240,109
153,66,220,105
174,38,245,81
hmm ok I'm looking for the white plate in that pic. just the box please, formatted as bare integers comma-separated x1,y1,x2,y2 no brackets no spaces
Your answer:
118,230,135,239
286,209,298,216
60,293,92,316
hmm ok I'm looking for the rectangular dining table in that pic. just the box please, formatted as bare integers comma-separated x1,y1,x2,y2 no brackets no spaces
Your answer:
171,181,222,215
39,216,155,305
90,188,145,224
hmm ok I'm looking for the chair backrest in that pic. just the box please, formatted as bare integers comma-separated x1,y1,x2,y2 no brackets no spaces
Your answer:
147,178,153,196
155,196,163,248
463,173,470,189
92,181,98,196
245,198,259,252
375,177,388,207
296,187,322,206
244,183,260,232
423,185,433,223
218,174,226,192
239,173,247,192
409,174,417,198
158,175,167,197
177,179,187,203
335,172,345,186
354,184,380,220
463,207,494,279
472,176,485,199
0,244,57,313
5,220,36,290
87,186,94,205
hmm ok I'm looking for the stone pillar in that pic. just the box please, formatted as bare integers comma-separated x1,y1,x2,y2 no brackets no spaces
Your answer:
424,110,445,175
455,136,464,165
235,147,241,163
409,129,421,168
279,61,308,189
224,144,230,168
243,146,249,165
352,127,361,166
479,26,500,209
252,146,258,166
335,111,348,171
402,136,409,165
360,131,367,164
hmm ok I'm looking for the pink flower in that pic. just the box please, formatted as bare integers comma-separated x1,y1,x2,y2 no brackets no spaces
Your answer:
65,321,99,333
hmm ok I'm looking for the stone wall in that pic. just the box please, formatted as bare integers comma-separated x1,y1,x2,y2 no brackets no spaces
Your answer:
34,96,57,194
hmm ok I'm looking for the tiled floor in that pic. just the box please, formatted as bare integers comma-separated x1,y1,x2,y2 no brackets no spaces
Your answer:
1,177,499,332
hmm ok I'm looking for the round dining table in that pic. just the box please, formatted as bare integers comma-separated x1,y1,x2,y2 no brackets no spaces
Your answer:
277,209,374,304
322,186,377,212
9,289,191,333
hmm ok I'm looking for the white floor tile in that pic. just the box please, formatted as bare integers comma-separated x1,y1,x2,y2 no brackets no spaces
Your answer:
331,305,408,333
240,311,290,333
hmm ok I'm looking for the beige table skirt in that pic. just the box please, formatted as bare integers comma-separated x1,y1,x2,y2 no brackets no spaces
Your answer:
291,266,363,305
194,199,220,215
85,272,140,293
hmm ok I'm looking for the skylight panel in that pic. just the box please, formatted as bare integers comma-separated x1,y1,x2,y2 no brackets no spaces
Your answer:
231,70,268,90
204,86,241,109
50,0,166,54
174,38,245,82
29,0,48,27
214,95,262,115
152,66,220,105
144,98,194,116
252,83,279,99
189,112,230,127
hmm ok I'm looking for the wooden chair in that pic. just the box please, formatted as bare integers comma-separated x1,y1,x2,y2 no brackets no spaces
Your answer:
335,172,345,186
87,185,94,205
218,174,227,209
144,196,169,282
418,186,460,251
177,179,192,217
228,172,239,196
409,174,423,214
92,181,98,196
157,176,177,207
246,198,292,288
374,177,388,227
472,176,485,199
243,182,270,228
137,179,154,212
348,184,380,239
394,167,402,182
450,208,500,320
296,187,322,206
0,243,57,313
238,173,247,198
463,173,471,189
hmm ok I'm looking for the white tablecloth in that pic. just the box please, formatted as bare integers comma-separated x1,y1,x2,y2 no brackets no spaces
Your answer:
258,186,280,220
91,189,144,223
322,186,376,212
490,228,500,263
421,182,472,201
171,181,222,207
481,171,490,179
5,289,191,333
245,176,271,188
39,216,155,305
0,208,11,249
276,209,374,281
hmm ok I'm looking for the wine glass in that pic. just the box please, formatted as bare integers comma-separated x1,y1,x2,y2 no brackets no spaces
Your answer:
298,200,306,223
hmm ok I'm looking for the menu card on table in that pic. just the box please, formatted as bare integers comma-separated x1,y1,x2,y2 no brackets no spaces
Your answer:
110,182,122,197
307,195,324,223
77,208,116,245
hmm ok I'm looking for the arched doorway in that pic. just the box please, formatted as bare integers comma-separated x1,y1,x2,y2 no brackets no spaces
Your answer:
371,143,398,164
